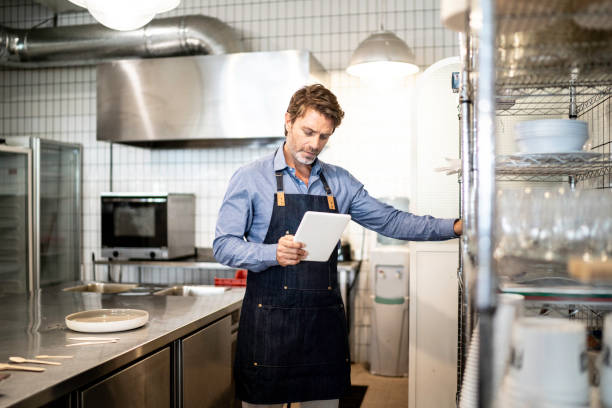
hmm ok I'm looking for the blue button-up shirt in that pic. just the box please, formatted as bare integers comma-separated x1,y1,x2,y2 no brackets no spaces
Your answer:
213,144,458,272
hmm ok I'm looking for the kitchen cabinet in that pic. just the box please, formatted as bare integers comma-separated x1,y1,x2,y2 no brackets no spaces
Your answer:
408,241,458,408
81,347,171,408
78,316,236,408
182,315,232,408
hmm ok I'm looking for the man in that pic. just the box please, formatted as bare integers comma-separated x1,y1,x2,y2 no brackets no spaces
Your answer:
214,84,462,408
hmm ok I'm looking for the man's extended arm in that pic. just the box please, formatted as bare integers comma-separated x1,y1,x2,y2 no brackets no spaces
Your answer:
348,179,459,241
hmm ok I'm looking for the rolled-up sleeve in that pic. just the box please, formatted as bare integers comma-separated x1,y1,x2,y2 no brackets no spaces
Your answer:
213,169,279,272
347,176,458,241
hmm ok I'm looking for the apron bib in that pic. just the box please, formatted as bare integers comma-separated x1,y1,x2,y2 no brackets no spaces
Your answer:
235,169,351,405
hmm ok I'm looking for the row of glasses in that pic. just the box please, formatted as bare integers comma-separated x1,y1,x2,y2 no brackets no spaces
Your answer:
494,187,612,267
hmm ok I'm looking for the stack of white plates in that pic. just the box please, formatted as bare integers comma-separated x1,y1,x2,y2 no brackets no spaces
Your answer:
459,325,480,408
515,119,588,154
601,313,612,408
460,294,525,408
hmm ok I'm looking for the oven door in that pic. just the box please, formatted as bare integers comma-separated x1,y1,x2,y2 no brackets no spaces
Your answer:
101,196,167,257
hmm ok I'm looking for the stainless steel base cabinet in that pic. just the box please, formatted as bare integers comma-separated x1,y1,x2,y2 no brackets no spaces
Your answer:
81,347,171,408
183,316,232,408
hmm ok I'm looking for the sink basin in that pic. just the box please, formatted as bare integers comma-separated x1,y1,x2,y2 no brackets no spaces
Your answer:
63,283,138,294
153,285,229,296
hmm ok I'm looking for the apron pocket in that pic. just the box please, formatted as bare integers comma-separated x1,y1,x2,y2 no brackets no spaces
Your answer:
255,304,348,368
283,262,332,291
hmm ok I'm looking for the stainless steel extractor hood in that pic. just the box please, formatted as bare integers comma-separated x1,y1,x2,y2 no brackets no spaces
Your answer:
97,50,328,148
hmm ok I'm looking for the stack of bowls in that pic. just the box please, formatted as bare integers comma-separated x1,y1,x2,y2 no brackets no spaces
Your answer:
601,313,612,408
514,119,588,154
499,317,589,407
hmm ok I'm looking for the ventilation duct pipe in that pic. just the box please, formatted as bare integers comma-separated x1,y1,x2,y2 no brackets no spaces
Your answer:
0,15,244,68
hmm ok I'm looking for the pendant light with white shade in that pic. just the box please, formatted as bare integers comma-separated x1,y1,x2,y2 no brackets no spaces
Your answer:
67,0,181,31
346,1,419,79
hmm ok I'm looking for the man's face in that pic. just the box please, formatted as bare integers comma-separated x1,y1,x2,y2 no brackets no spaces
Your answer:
285,108,334,166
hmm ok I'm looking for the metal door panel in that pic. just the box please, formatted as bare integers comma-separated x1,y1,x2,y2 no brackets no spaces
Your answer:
183,316,231,408
81,347,171,408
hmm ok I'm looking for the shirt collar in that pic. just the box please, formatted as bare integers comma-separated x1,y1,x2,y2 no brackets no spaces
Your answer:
273,142,322,176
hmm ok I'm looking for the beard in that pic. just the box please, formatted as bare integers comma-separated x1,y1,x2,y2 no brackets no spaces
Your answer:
295,150,317,165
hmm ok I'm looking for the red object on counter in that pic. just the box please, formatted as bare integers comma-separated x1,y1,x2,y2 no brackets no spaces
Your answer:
214,269,247,287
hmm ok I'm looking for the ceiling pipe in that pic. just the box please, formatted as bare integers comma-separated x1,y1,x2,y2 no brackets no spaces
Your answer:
0,14,245,68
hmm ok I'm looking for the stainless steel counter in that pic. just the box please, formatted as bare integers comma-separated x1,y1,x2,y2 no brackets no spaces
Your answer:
0,284,244,408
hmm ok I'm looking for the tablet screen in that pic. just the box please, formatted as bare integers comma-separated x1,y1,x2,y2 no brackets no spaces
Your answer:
293,211,351,262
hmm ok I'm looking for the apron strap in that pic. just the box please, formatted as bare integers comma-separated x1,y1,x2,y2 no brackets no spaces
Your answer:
275,170,285,207
275,169,336,210
318,172,336,211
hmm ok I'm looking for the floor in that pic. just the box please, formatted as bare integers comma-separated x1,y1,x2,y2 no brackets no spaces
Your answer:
349,363,408,408
256,363,408,408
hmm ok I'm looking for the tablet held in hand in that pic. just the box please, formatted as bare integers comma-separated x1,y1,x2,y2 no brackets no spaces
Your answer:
293,211,351,262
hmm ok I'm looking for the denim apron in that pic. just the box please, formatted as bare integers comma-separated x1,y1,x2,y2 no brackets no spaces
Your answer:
235,169,351,405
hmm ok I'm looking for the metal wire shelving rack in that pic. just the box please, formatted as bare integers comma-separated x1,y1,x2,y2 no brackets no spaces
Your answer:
455,1,612,406
496,152,612,182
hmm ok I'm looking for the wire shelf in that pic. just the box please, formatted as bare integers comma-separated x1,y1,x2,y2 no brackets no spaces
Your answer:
500,283,612,306
494,5,612,89
494,0,612,35
477,2,612,108
495,86,612,116
496,152,611,180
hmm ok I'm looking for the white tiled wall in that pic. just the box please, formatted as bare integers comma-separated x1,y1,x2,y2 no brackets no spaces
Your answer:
1,0,459,363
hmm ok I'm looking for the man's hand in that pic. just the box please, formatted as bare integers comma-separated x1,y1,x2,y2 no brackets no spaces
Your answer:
276,234,308,266
454,219,463,236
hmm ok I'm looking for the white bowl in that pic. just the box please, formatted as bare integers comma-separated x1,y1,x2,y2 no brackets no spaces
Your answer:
516,135,587,153
515,119,588,153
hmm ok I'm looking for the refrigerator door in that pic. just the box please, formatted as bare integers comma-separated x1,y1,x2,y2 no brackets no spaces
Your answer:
34,139,82,287
0,145,33,294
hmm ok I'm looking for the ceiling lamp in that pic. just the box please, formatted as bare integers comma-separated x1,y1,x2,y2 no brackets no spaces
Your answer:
67,0,181,31
346,31,419,79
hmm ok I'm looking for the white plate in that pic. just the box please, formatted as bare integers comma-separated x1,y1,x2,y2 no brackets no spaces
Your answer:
65,309,149,333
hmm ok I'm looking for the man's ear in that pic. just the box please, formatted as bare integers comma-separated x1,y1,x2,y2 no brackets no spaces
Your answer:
284,112,292,133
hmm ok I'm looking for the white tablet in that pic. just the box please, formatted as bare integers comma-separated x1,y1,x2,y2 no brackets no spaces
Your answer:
293,211,351,262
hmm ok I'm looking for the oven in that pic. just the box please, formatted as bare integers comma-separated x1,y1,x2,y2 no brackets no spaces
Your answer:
101,193,195,260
